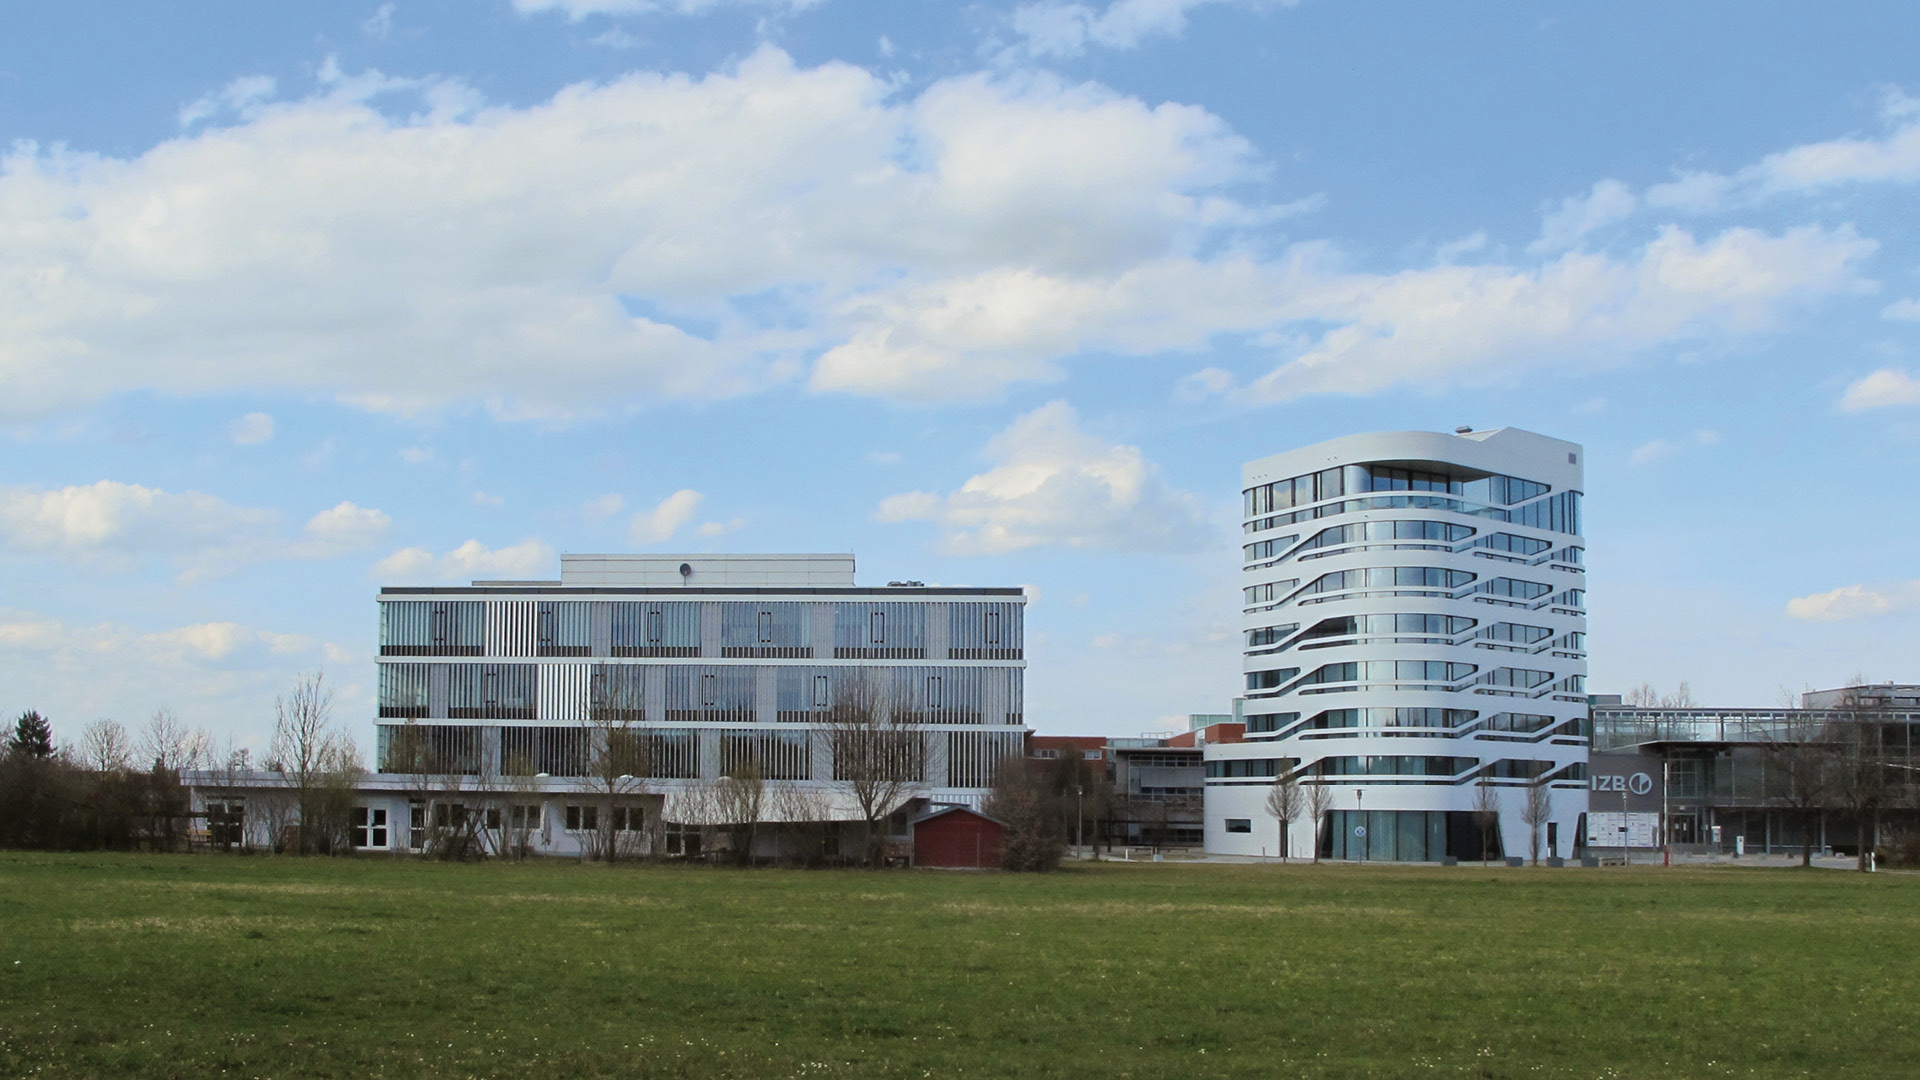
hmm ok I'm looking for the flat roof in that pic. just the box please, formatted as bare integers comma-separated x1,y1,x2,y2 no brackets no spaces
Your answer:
378,586,1024,597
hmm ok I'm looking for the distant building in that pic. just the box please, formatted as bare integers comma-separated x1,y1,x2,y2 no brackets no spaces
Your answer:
189,553,1028,860
1589,683,1920,856
1207,428,1591,861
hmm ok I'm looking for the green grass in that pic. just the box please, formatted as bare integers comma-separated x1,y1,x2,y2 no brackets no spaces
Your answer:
0,854,1914,1079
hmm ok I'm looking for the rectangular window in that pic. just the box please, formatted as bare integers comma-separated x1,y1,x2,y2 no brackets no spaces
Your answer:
927,676,943,709
647,610,663,644
1225,818,1252,834
757,611,773,643
510,804,541,830
984,611,1001,645
870,611,886,644
484,807,501,830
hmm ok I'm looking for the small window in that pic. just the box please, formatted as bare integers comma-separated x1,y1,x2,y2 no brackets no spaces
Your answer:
984,611,1001,645
701,673,717,707
927,676,943,709
1083,750,1102,761
757,611,773,643
485,807,501,830
813,675,830,708
870,611,886,644
1225,818,1252,834
510,804,541,830
408,802,425,832
646,610,664,644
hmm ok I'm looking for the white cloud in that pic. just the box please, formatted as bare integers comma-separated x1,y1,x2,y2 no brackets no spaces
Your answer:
471,490,506,507
1531,179,1637,253
1838,368,1920,411
398,447,436,465
875,400,1210,554
1645,91,1920,213
1173,365,1233,401
0,607,356,751
696,517,744,537
513,0,817,18
362,3,395,39
1786,581,1920,621
1883,297,1920,321
147,622,313,661
1628,429,1719,467
0,49,1266,420
591,27,643,49
372,539,555,582
629,490,704,544
583,493,625,519
0,480,275,560
178,75,277,128
297,501,391,554
1008,0,1288,58
1245,225,1874,402
0,481,390,574
2,50,1897,421
229,411,275,445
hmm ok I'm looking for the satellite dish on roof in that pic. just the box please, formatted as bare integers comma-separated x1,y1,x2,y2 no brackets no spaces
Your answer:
679,562,692,579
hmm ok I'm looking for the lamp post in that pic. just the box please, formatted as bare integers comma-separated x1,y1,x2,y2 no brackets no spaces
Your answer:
1076,785,1085,854
1662,759,1670,868
1355,788,1365,862
1620,784,1629,868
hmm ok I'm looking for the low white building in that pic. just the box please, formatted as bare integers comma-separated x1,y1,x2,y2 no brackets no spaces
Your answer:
189,553,1028,860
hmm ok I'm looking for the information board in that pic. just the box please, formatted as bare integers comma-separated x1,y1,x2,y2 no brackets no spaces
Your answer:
1585,811,1660,848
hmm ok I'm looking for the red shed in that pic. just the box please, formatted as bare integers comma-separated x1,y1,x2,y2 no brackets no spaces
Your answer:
912,806,1006,869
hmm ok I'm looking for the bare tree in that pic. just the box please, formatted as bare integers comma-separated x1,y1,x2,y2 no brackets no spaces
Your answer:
1828,687,1896,872
1626,681,1695,710
496,748,544,861
268,672,362,854
133,710,207,852
78,719,134,773
713,762,766,866
138,709,210,772
1264,769,1302,862
822,672,927,867
1473,774,1502,866
986,755,1064,871
1521,777,1552,865
574,680,650,863
1306,780,1334,864
1764,709,1834,867
769,783,832,866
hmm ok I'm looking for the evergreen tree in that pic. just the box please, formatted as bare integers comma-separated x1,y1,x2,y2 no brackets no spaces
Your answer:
9,711,54,758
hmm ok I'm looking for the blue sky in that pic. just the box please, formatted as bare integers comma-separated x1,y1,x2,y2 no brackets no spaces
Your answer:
4,1,1919,756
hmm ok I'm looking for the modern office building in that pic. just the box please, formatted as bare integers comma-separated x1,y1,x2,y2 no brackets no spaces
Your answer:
1589,683,1920,857
1204,428,1591,861
191,554,1028,859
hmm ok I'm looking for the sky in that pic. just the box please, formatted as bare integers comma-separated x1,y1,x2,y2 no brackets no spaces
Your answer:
4,1,1920,758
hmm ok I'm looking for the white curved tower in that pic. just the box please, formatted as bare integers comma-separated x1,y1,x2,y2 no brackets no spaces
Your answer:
1205,428,1589,861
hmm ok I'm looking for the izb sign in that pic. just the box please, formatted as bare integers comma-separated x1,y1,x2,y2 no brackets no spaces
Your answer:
1591,772,1652,795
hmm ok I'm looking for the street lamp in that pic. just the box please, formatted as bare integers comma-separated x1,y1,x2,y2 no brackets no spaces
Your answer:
1355,788,1365,861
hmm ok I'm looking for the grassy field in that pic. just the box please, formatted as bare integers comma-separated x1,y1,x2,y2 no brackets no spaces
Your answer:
0,854,1914,1079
